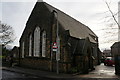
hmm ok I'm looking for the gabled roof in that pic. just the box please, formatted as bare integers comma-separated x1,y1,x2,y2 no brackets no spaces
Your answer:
103,50,111,54
43,2,98,43
111,42,120,48
20,2,98,43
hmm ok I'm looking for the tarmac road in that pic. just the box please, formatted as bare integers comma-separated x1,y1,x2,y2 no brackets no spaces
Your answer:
1,63,120,80
2,69,120,80
2,69,41,80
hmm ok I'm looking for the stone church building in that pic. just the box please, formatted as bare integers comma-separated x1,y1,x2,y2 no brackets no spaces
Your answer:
19,1,100,73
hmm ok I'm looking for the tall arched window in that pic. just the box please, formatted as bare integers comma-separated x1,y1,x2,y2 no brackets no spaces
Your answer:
42,31,46,57
22,42,24,58
29,34,32,56
34,27,40,57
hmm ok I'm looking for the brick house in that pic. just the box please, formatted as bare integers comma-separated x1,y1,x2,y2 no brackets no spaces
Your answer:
19,1,99,73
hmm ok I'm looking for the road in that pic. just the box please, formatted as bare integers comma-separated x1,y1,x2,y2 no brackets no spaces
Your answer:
90,63,115,75
2,69,119,80
1,64,120,80
2,70,46,80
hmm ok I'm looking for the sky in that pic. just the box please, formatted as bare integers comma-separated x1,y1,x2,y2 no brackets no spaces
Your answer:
1,0,119,51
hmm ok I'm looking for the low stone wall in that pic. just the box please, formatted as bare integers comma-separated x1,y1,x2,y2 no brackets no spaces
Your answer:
20,58,72,73
20,58,50,71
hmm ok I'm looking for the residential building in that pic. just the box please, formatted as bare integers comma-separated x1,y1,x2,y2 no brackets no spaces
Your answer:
111,42,120,74
11,46,19,64
102,49,111,57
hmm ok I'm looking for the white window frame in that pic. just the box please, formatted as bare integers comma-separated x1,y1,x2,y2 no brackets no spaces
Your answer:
34,27,40,57
42,31,46,57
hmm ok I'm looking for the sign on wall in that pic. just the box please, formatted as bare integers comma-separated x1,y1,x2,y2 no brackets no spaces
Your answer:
53,42,57,52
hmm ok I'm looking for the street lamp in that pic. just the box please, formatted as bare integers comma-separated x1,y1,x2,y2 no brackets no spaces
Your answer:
53,10,60,74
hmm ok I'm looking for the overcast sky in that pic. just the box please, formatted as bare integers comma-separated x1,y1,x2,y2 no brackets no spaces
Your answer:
1,0,119,51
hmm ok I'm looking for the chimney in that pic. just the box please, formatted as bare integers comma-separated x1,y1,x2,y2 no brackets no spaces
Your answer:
37,0,43,2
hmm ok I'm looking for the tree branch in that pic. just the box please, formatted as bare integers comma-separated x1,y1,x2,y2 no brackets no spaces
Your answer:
105,1,120,28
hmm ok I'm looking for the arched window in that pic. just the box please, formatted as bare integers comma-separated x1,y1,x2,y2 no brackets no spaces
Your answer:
22,42,24,58
29,34,32,56
42,31,46,57
34,27,40,57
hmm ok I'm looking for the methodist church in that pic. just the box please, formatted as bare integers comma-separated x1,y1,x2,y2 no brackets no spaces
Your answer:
19,1,100,73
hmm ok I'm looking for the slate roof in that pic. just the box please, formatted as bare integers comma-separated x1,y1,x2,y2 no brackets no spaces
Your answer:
43,2,98,43
21,2,98,43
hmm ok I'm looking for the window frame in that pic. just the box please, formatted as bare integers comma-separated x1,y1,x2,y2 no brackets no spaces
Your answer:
42,31,46,57
33,27,40,57
22,41,24,58
29,34,32,56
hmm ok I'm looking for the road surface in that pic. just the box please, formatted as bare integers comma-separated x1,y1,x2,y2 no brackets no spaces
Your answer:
2,69,43,80
1,64,120,80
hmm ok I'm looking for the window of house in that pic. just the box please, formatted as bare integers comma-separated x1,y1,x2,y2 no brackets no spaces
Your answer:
42,31,46,57
34,27,40,57
29,34,32,56
22,42,24,58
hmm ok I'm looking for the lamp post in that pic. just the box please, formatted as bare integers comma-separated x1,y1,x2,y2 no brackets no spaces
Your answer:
53,10,60,74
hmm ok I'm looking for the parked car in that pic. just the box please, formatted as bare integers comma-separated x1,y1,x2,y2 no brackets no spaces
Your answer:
104,57,114,66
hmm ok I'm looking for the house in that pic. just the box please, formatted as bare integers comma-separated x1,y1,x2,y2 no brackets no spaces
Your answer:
102,49,111,57
111,42,120,74
111,42,120,57
11,46,19,58
19,1,99,73
11,46,19,64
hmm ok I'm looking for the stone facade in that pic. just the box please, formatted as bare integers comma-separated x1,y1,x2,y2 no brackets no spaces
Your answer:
19,2,99,73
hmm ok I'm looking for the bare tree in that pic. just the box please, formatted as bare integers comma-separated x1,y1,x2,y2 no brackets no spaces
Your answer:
100,1,119,44
0,21,15,46
103,1,120,75
105,1,120,28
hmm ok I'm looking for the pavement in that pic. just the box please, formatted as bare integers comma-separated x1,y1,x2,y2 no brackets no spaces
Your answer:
1,63,120,80
77,64,120,78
